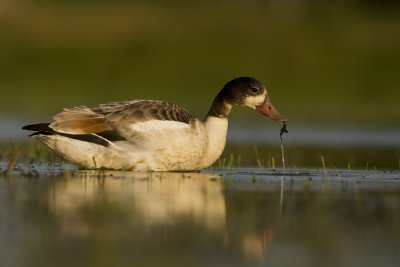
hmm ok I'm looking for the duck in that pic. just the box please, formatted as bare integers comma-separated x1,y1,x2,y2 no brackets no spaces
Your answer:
22,77,286,171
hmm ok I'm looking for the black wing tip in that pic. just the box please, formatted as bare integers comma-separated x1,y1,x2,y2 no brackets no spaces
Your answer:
22,123,55,136
22,123,51,131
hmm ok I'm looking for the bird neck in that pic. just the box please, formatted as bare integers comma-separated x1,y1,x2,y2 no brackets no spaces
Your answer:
206,94,233,119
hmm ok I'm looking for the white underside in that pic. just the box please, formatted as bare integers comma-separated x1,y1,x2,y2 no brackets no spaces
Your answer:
35,117,229,171
197,117,228,168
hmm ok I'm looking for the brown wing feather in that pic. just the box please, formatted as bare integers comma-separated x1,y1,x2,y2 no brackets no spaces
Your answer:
104,100,194,142
48,100,194,138
49,107,112,134
106,100,193,125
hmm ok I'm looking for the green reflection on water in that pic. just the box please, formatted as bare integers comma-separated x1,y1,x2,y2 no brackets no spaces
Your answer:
1,169,400,267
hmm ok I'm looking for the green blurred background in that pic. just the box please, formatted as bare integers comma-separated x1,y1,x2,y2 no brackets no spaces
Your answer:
1,0,399,125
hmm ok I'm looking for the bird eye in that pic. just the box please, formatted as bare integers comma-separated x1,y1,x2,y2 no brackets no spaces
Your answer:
250,87,259,93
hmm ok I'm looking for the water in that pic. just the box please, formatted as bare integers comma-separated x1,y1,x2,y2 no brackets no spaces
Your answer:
1,166,400,267
1,118,400,266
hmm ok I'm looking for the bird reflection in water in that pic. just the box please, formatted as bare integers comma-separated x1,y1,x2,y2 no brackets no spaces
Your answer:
42,171,277,262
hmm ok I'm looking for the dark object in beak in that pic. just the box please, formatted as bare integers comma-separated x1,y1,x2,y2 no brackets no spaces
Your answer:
280,121,288,139
256,96,287,122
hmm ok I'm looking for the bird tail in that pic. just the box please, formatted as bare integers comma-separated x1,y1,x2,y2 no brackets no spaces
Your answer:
22,123,53,136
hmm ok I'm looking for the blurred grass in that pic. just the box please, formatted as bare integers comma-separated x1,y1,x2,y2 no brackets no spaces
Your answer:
0,0,399,124
1,140,398,171
219,144,400,170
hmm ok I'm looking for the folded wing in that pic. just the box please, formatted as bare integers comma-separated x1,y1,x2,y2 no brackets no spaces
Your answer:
48,100,195,144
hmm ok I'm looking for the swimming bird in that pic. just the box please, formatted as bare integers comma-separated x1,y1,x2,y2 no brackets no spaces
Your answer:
22,77,286,171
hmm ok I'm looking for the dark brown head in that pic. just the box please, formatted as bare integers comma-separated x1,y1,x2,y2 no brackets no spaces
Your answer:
208,77,286,122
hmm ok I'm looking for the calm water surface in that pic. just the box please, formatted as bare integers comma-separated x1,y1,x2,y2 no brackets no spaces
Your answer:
1,166,400,267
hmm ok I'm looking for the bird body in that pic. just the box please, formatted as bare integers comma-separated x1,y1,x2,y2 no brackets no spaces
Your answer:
23,77,286,171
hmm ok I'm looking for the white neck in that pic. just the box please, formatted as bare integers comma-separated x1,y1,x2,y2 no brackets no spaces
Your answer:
198,116,228,168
